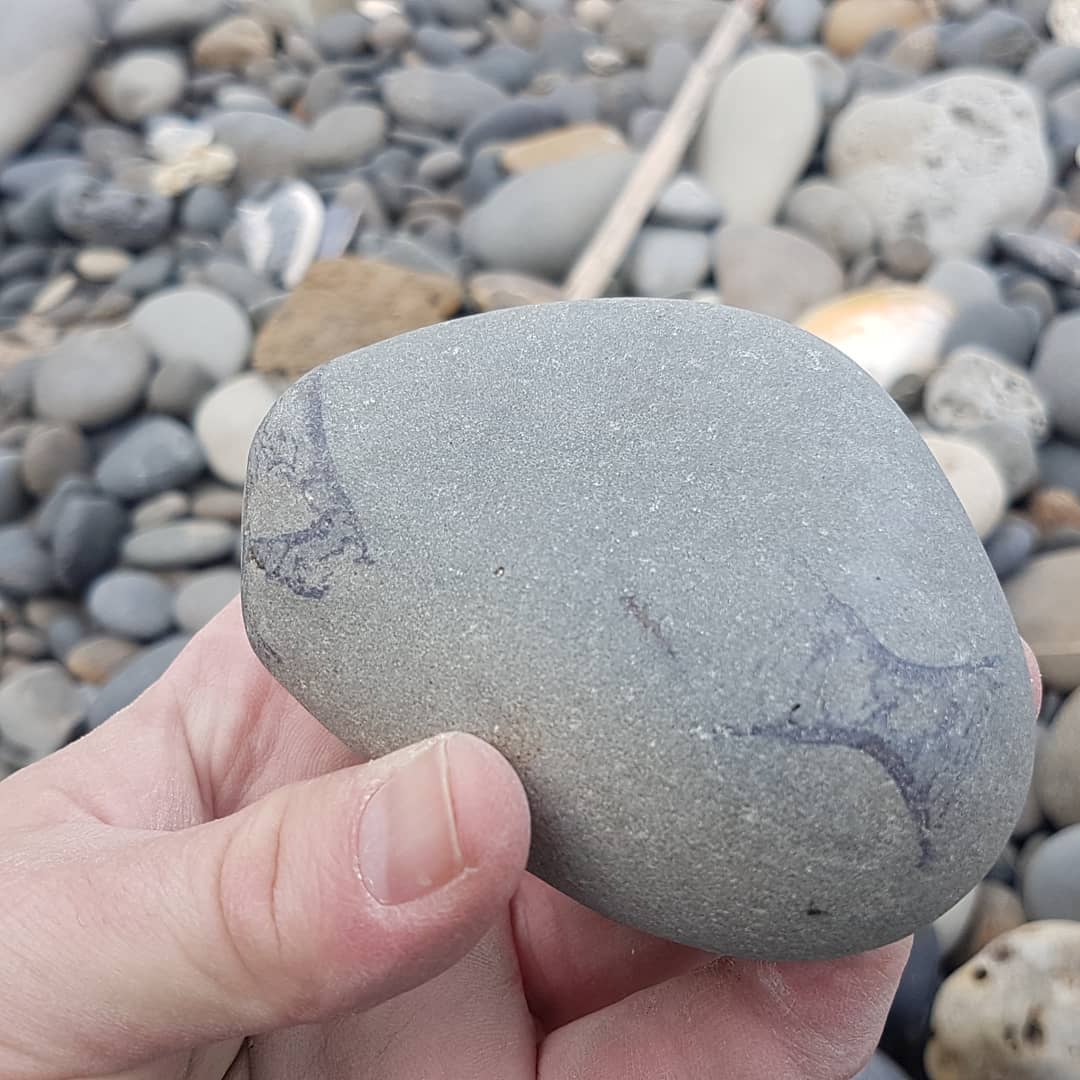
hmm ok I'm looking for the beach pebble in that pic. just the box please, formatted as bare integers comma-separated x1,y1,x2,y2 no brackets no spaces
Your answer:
466,271,564,312
0,0,97,163
921,433,1008,539
53,175,173,251
1033,311,1080,441
193,372,281,487
942,300,1039,367
463,151,635,279
938,9,1039,69
652,174,722,230
211,111,305,189
1033,687,1080,827
242,298,1034,960
628,228,709,298
65,636,141,685
146,358,215,418
925,921,1080,1079
0,452,26,525
180,186,231,235
380,68,507,134
74,247,132,283
953,880,1027,962
696,50,821,226
303,104,387,170
823,0,927,56
1023,825,1080,919
94,416,206,501
925,348,1049,442
92,50,187,124
238,180,324,291
985,515,1039,580
88,570,175,642
132,490,190,531
997,229,1080,288
1041,440,1080,496
501,123,626,174
192,16,274,69
713,223,843,322
20,423,88,497
0,663,82,762
1005,549,1080,690
174,568,240,632
33,329,151,429
0,525,51,598
253,257,462,378
828,73,1053,258
191,483,244,522
923,257,1000,310
605,0,728,61
122,519,238,570
110,0,225,42
132,286,251,382
87,634,189,728
767,0,824,45
51,493,129,592
782,180,875,263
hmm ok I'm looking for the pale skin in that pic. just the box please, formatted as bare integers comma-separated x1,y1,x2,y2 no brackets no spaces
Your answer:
0,600,1041,1080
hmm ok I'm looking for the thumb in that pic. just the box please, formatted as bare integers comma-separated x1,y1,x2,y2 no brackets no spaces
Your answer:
62,733,530,1062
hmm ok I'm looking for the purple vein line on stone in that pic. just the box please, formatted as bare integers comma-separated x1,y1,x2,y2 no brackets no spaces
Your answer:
246,369,373,600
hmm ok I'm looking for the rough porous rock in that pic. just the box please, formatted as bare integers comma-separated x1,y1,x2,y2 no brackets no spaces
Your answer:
925,921,1080,1079
462,151,636,280
241,299,1033,960
827,73,1052,258
1005,549,1080,690
696,50,822,226
253,257,462,378
713,224,843,323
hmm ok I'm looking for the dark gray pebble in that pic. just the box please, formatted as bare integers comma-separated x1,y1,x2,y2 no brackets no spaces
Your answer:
180,185,232,235
1032,311,1080,440
87,633,189,728
996,228,1080,287
462,101,570,157
53,175,173,251
94,416,206,501
0,357,37,424
0,279,39,318
468,43,537,94
1049,84,1080,172
0,525,53,598
113,249,176,297
87,569,174,641
880,926,942,1078
34,475,96,543
314,12,370,59
1023,43,1080,96
767,0,825,45
0,244,50,282
5,185,63,244
942,300,1039,366
937,9,1038,69
1040,439,1080,495
0,155,85,199
146,358,215,418
52,492,128,592
0,451,26,525
415,25,466,65
459,146,505,205
47,614,84,661
1002,271,1057,327
985,515,1038,580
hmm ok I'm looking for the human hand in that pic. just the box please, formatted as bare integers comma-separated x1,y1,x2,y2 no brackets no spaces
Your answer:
0,599,922,1079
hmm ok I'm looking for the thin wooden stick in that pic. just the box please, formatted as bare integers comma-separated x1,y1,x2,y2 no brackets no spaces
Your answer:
562,0,764,301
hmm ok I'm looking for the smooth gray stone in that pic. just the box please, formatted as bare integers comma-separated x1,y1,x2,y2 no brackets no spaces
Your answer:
0,663,83,762
114,248,176,297
767,0,824,45
5,184,64,244
996,228,1080,287
180,185,232,235
211,111,306,190
1023,44,1080,96
122,519,238,569
146,358,215,418
0,155,85,199
415,26,466,66
380,68,507,134
303,103,387,170
92,48,186,123
241,299,1033,960
1040,439,1080,495
53,175,173,251
468,43,537,94
47,613,84,661
0,524,53,597
34,475,96,543
33,328,151,429
460,101,567,156
628,227,709,297
174,567,240,632
0,245,49,282
985,515,1038,581
628,107,664,148
653,174,723,230
1033,311,1080,441
52,493,128,592
941,300,1038,366
645,39,692,108
0,280,40,319
314,12,370,58
88,569,174,641
87,634,189,728
0,452,26,525
1022,823,1080,919
783,179,876,263
94,416,206,501
937,9,1038,69
0,0,98,164
110,0,224,42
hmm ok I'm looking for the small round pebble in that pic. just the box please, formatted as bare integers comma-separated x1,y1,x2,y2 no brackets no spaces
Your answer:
1033,311,1080,441
66,636,140,685
146,358,216,418
0,662,83,762
74,247,132,283
92,49,186,124
122,519,238,569
20,422,88,497
174,567,240,632
1023,825,1080,920
985,515,1038,580
94,416,206,501
51,492,129,593
1033,687,1080,827
193,372,281,486
53,175,173,251
0,525,53,598
87,634,189,728
131,489,191,531
922,433,1008,539
87,570,175,642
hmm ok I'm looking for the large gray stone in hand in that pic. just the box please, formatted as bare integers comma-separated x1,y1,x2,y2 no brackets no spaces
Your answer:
0,0,98,163
241,299,1034,960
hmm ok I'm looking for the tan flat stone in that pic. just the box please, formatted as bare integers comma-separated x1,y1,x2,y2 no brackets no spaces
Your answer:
500,123,627,173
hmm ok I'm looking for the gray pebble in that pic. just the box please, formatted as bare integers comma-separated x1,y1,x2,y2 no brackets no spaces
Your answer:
942,300,1039,366
468,43,537,94
1003,272,1057,328
432,0,490,24
46,614,84,661
122,519,238,569
628,106,664,148
0,452,26,525
114,248,176,297
380,68,507,134
460,100,567,156
33,328,151,429
131,489,190,530
923,256,1001,309
180,185,232,235
937,9,1038,69
6,185,64,244
314,12,370,58
242,298,1032,960
87,634,189,728
1040,440,1080,496
88,569,174,641
1023,44,1080,96
645,39,692,108
965,419,1039,500
53,175,173,251
542,80,600,124
605,0,728,61
536,23,596,76
1022,823,1080,919
996,229,1080,288
1047,84,1080,172
146,358,216,418
94,416,206,501
782,179,875,263
986,515,1038,580
0,525,53,598
0,155,85,199
417,147,465,187
298,67,345,118
198,256,281,312
174,567,240,632
628,227,710,297
211,111,306,190
0,662,83,762
1033,311,1080,441
303,103,387,170
52,492,128,592
767,0,824,44
34,475,95,543
415,25,466,65
652,173,723,230
0,279,41,318
91,49,186,124
0,245,49,282
5,626,48,661
20,422,88,497
110,0,224,42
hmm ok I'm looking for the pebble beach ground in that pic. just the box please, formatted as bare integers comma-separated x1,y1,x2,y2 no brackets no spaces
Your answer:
0,0,1078,1076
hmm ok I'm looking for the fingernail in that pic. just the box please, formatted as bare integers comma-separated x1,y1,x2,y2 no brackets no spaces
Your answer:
358,737,465,906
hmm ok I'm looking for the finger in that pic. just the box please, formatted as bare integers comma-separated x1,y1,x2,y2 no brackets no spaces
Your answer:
5,733,529,1078
538,940,910,1080
511,874,712,1031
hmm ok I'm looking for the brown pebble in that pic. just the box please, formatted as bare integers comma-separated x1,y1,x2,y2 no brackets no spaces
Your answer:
23,599,80,632
4,626,48,660
1028,488,1080,535
65,636,140,685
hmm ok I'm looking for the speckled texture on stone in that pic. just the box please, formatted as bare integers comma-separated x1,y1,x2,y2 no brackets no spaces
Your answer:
241,299,1033,961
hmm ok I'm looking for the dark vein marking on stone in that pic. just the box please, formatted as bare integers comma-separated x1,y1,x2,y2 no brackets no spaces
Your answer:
246,370,372,599
621,593,677,659
701,589,1004,866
